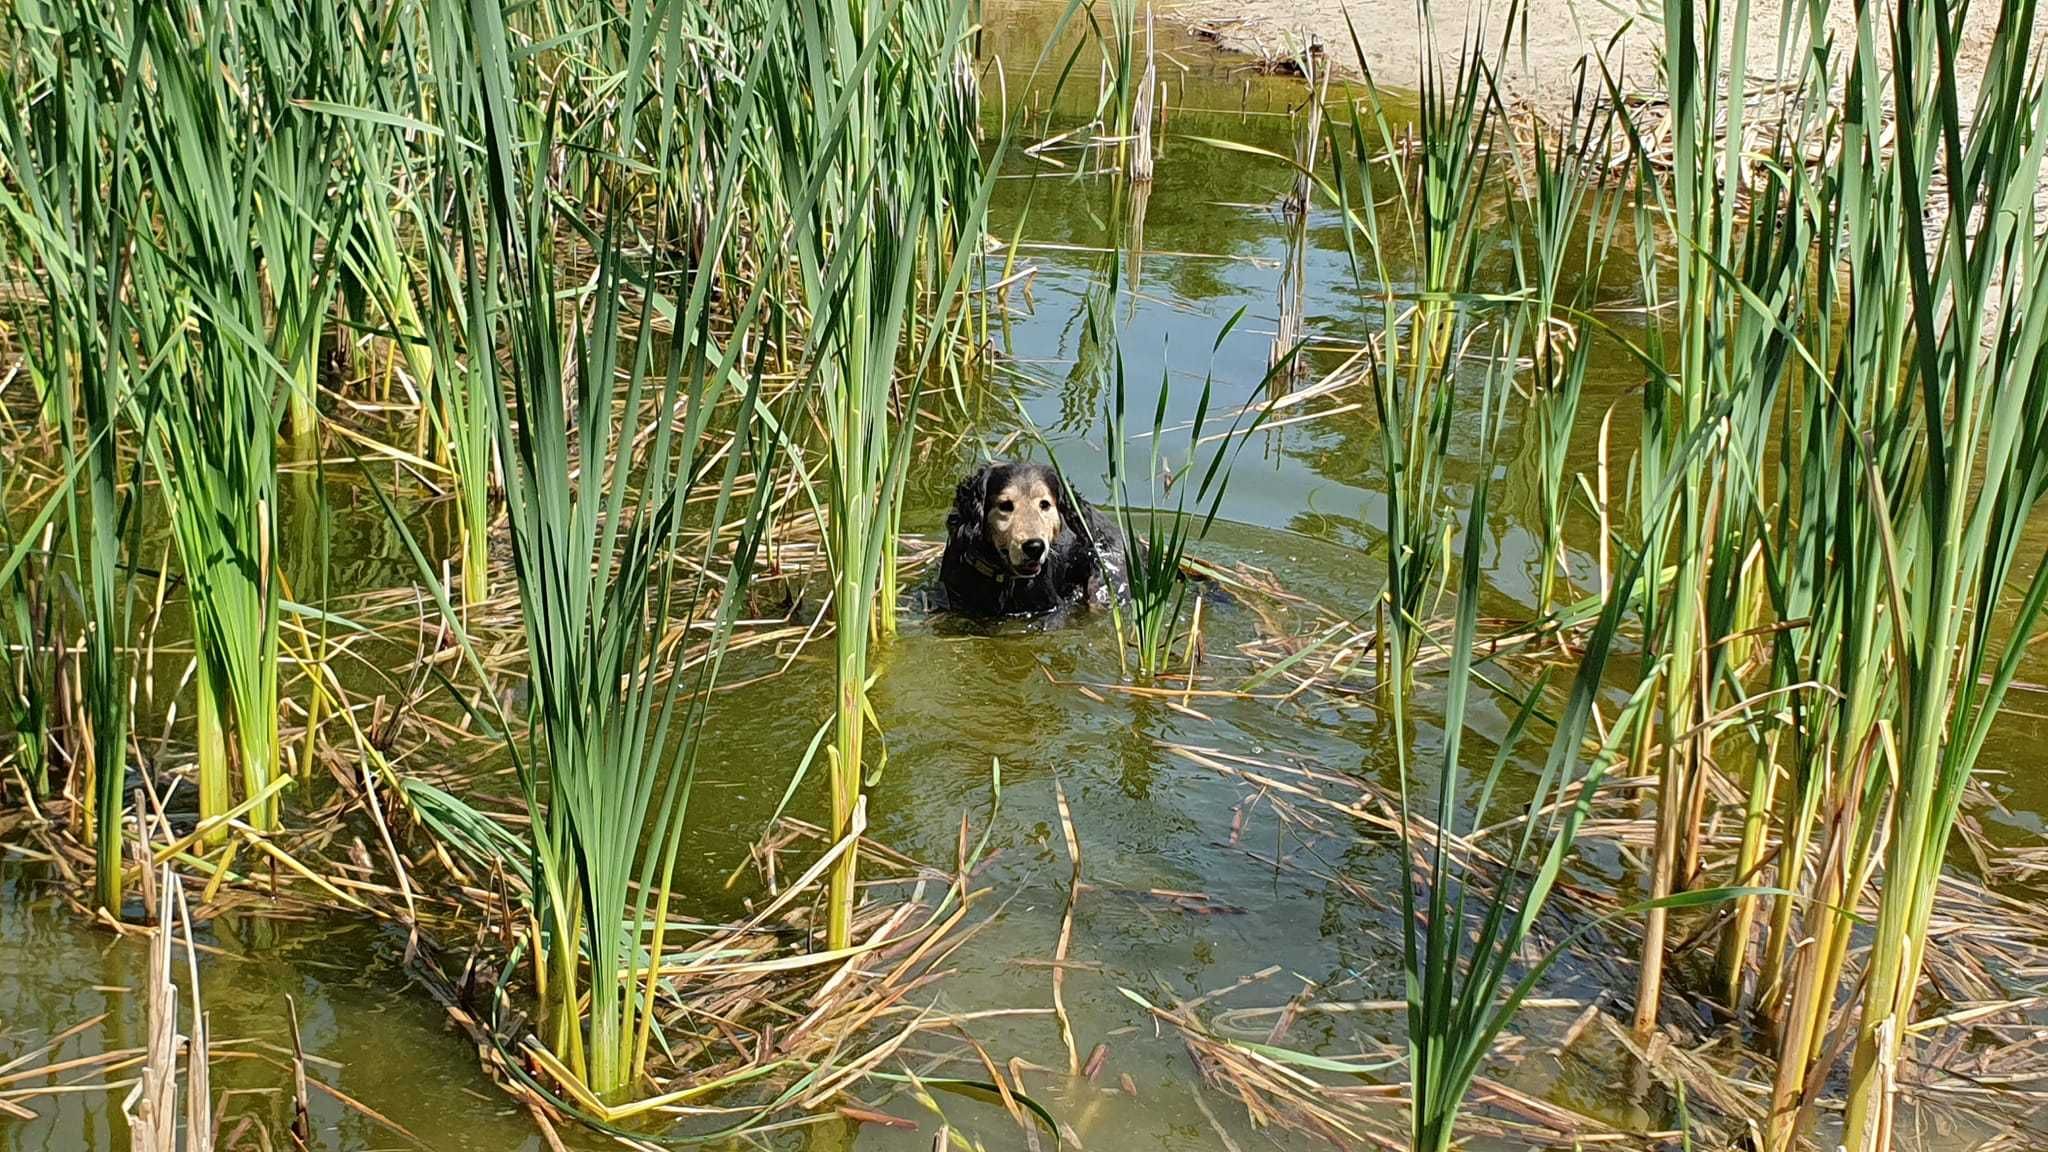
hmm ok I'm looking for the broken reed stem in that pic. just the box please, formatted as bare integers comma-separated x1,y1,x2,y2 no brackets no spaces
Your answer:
1052,776,1083,1077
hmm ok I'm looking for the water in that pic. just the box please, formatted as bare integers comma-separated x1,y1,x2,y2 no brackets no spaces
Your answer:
6,3,2048,1149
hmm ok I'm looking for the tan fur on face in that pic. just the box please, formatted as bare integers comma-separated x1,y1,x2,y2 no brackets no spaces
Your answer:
987,473,1062,570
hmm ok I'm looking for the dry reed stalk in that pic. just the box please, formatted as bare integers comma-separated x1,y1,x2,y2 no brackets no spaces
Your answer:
120,868,209,1152
1132,6,1158,182
1051,776,1083,1076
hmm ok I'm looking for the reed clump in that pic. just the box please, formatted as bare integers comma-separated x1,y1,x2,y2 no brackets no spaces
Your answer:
1577,2,2048,1147
5,0,2048,1148
753,0,994,952
1332,9,1509,690
1203,3,2048,1146
1,0,150,908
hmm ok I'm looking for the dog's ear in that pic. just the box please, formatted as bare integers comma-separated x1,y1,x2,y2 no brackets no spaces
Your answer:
1046,466,1090,544
949,465,991,539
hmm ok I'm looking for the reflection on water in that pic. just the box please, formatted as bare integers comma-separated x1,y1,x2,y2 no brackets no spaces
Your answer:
8,2,2048,1150
0,865,552,1150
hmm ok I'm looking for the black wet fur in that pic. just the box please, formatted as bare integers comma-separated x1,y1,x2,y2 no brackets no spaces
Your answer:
940,461,1131,618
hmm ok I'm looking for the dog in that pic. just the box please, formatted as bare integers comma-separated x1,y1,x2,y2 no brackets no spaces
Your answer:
941,460,1130,618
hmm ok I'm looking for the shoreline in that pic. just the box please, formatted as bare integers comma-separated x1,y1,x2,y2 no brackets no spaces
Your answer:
1168,1,2039,125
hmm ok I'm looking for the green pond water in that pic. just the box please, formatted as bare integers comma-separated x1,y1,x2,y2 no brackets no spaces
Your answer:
7,3,2048,1149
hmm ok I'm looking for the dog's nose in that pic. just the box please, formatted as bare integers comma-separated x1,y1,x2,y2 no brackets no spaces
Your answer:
1022,539,1047,560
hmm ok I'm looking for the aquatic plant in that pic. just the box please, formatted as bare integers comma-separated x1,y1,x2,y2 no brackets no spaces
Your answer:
1386,311,1754,1152
1273,50,1330,386
1389,317,1531,1152
1596,3,2048,1144
318,3,495,611
1821,1,2048,1143
1511,65,1621,616
0,512,52,800
0,0,145,906
440,0,787,1096
757,0,992,951
247,1,350,448
1099,0,1155,180
1331,5,1509,689
1095,309,1277,678
1616,0,1820,1040
122,0,357,838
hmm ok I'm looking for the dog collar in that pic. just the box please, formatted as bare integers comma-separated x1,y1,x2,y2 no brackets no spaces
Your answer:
965,552,1010,583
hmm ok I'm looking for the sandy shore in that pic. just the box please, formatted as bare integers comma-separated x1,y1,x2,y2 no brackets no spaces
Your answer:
1169,1,2039,122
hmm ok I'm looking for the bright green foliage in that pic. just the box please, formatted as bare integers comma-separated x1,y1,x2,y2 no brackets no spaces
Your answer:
1332,8,1509,687
332,5,496,609
0,0,145,907
752,0,992,951
125,0,356,836
1827,0,2048,1142
1619,0,1822,1039
455,0,785,1098
0,506,53,800
1512,65,1622,615
1601,3,2048,1144
1099,307,1274,678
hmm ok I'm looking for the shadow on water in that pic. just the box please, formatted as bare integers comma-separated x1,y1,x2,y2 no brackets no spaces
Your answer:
12,2,2048,1150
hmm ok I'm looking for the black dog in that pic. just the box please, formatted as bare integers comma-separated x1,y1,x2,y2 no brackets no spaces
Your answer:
941,461,1130,617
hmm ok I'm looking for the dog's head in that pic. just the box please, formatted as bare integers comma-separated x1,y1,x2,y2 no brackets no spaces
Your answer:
949,461,1073,579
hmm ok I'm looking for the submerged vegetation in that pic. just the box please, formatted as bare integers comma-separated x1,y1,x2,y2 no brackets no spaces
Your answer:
4,0,2048,1148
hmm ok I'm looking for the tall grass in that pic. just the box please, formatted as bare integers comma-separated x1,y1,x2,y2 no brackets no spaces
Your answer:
1093,307,1279,677
1273,52,1329,386
1099,0,1142,174
1391,320,1530,1152
441,0,785,1096
1332,9,1508,688
123,0,357,837
245,1,350,447
1388,313,1755,1151
0,0,144,907
756,0,993,951
1511,67,1620,615
0,513,52,800
332,6,497,610
1829,0,2048,1142
1597,2,2048,1143
1617,0,1822,1038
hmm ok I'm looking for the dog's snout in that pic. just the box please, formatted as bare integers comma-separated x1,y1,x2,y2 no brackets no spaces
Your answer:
1022,539,1047,560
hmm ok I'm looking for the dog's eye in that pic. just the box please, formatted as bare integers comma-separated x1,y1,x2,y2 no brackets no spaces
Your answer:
1039,499,1052,511
997,499,1014,513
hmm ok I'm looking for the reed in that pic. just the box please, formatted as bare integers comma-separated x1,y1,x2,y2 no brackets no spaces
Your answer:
0,0,145,907
1331,6,1508,688
350,3,497,611
1597,2,2048,1141
0,515,52,800
120,0,359,837
1101,0,1142,173
1740,12,1906,1131
1388,318,1524,1152
1273,49,1329,386
449,0,786,1095
1095,307,1278,677
758,0,991,951
1388,311,1756,1151
245,1,350,448
1613,0,1823,1037
1830,0,2048,1142
1510,66,1620,616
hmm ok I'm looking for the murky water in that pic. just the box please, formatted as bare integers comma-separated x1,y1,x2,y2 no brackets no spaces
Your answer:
6,3,2048,1150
